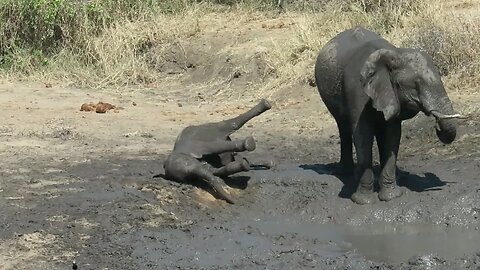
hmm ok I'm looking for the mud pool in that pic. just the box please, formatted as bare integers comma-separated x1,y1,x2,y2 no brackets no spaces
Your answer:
257,219,480,263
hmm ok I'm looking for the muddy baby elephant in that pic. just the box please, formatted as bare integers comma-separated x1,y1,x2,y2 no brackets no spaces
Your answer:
315,27,465,204
163,99,272,204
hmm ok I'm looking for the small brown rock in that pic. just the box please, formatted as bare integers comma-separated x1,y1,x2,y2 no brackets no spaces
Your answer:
81,101,118,113
95,102,115,113
80,103,96,112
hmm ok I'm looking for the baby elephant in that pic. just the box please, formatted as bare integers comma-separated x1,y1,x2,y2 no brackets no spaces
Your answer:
163,99,272,204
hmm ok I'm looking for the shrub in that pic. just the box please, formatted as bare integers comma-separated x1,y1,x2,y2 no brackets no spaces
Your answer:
0,0,190,60
405,18,480,82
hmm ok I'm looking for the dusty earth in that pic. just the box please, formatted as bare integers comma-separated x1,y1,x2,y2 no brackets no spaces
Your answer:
0,76,479,269
1,2,480,269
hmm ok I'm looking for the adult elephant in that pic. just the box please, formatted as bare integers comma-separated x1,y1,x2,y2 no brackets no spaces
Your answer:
314,27,465,204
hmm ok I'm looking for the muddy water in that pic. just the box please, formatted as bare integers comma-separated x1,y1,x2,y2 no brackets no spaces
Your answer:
133,213,480,268
255,218,480,263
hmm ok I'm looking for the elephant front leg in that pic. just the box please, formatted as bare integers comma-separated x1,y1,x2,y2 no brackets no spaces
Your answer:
164,153,236,204
193,165,237,204
351,124,376,205
377,121,403,201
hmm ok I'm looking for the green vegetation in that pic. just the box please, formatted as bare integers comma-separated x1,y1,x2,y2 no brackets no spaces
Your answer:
1,0,479,90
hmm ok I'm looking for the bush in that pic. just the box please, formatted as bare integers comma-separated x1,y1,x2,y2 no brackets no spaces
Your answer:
0,0,191,62
1,0,478,91
405,19,480,79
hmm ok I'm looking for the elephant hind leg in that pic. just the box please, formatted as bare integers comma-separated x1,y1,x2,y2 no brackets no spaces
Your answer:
212,158,250,177
215,99,272,134
333,120,354,175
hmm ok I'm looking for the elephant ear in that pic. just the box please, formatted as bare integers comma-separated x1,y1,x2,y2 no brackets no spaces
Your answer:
360,49,402,121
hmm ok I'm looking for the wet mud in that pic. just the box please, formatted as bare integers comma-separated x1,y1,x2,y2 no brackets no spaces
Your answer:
2,146,480,269
0,84,479,269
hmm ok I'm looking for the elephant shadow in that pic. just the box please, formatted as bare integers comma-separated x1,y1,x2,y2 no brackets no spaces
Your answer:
299,163,453,199
299,163,357,199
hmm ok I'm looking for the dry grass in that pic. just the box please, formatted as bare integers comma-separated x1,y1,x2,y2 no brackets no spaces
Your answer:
49,11,202,88
263,0,480,96
404,15,480,90
1,0,479,96
1,4,206,87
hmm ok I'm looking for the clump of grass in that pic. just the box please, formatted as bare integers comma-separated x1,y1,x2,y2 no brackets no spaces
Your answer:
1,0,479,95
0,0,196,68
264,0,480,95
42,10,203,87
264,0,427,91
403,16,480,89
1,0,206,86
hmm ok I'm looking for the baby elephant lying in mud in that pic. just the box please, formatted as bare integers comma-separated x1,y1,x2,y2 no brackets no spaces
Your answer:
163,99,272,204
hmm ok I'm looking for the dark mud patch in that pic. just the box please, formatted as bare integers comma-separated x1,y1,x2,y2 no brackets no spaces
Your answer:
1,146,479,269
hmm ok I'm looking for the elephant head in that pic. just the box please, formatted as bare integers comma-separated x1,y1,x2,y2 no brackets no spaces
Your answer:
360,48,466,144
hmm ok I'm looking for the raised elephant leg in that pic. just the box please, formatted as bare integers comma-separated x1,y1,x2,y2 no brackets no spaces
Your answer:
216,99,272,134
351,123,376,205
377,121,403,201
192,165,236,204
198,137,256,156
212,158,250,177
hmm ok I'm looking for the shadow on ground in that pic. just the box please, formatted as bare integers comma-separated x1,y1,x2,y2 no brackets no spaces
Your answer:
397,170,454,192
299,163,453,199
299,163,357,199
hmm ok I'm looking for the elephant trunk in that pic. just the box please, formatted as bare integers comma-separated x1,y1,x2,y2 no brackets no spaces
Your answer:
420,86,459,145
435,118,456,144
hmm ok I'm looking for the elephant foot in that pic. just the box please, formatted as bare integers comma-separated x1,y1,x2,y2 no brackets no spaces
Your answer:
351,189,377,205
211,182,237,204
243,137,256,151
241,158,251,171
218,191,237,204
378,186,403,201
245,157,275,170
258,159,276,169
259,99,272,111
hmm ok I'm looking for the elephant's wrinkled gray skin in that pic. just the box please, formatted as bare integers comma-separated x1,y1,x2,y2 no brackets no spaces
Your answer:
315,27,464,205
163,99,272,204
